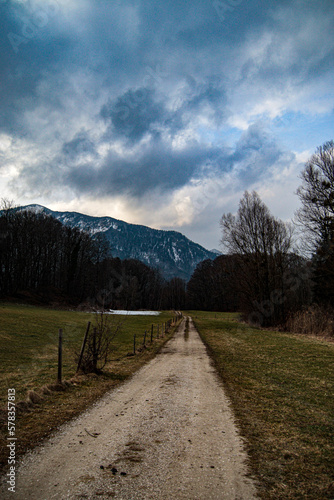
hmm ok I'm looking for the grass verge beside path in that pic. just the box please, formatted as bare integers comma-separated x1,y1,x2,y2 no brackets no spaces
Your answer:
189,311,334,500
0,303,180,471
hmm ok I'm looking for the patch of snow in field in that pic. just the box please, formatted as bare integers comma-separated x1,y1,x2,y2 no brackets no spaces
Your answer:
105,310,161,316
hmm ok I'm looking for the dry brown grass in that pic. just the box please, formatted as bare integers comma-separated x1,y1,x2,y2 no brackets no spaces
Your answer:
286,304,334,339
26,389,44,405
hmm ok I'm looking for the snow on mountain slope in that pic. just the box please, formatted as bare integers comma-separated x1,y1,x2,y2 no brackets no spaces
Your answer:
19,205,217,280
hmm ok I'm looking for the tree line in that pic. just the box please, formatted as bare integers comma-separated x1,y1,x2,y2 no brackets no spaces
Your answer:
187,140,334,334
0,204,186,310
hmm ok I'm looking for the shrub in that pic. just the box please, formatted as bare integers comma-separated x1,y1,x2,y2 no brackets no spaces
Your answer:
77,311,122,374
286,304,334,338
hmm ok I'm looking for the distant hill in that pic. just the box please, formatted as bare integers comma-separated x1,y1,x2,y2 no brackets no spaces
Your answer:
210,249,223,256
18,205,217,280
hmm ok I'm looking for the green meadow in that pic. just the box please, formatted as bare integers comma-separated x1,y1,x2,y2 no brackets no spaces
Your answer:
189,311,334,500
0,303,174,405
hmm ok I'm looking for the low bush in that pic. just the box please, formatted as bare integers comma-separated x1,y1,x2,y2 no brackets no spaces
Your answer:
286,304,334,338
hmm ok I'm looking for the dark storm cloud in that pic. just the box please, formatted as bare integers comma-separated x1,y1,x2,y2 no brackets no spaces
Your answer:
230,123,292,185
99,77,227,144
62,131,97,159
100,88,166,142
11,117,292,211
59,122,286,200
65,140,223,197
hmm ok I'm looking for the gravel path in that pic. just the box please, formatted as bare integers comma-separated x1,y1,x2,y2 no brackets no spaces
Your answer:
1,317,257,499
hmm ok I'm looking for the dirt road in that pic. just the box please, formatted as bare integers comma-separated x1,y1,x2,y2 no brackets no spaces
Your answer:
1,318,257,499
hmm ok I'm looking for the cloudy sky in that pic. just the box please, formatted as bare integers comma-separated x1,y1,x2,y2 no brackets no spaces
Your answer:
0,0,333,250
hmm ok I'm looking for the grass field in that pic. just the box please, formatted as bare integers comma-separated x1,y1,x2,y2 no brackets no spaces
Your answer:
2,305,333,498
0,302,178,469
189,311,334,500
0,303,174,404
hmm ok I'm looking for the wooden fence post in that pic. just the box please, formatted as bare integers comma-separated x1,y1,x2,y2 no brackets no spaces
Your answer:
76,321,91,373
92,327,97,373
58,328,63,383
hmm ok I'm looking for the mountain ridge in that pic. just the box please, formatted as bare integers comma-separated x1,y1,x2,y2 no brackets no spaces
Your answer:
19,204,217,280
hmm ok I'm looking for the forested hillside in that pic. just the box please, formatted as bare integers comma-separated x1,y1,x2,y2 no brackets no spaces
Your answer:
0,206,186,310
18,205,217,281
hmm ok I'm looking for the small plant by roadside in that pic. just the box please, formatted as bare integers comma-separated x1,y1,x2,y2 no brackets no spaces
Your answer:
77,311,122,374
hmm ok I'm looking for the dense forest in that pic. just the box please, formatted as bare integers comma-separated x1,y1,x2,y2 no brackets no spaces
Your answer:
0,141,333,335
0,203,186,311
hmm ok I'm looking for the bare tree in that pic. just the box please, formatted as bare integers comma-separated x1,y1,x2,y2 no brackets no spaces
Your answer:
296,141,334,307
221,191,293,257
0,198,16,212
296,140,334,251
220,191,295,325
